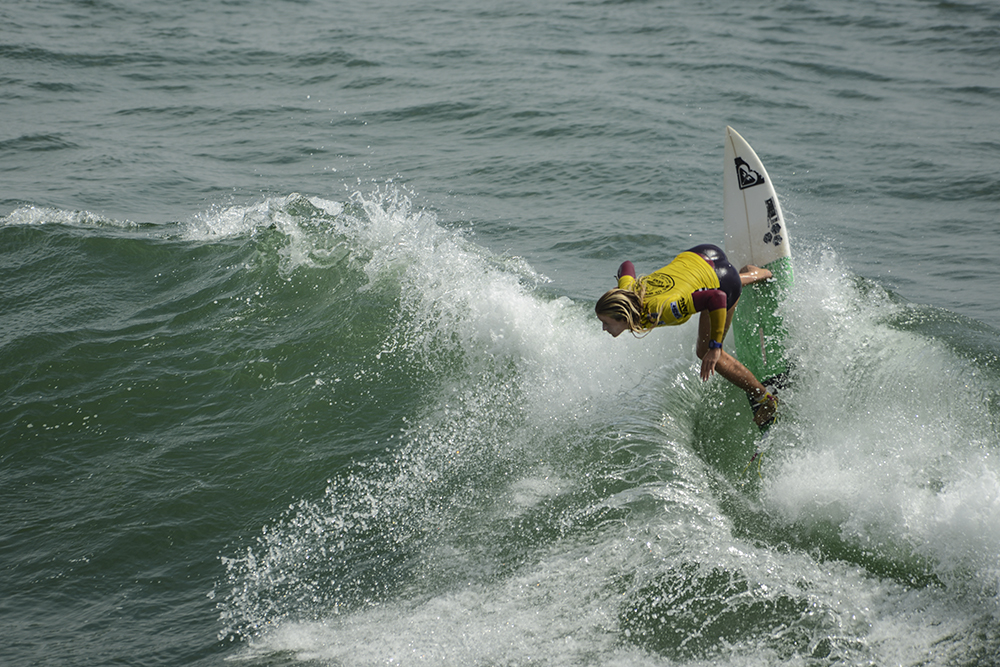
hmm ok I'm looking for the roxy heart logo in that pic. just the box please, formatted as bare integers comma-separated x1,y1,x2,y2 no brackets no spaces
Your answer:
735,157,765,189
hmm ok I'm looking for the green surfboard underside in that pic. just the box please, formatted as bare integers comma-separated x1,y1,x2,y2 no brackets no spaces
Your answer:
731,256,793,386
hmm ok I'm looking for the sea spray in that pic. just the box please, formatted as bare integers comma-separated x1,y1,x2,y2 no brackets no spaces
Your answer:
214,186,685,647
203,191,1000,664
764,245,1000,604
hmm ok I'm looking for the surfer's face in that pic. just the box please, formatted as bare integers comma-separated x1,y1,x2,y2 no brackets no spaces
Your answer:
598,314,628,338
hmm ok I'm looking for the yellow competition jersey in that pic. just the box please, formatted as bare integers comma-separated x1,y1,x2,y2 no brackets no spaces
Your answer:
618,251,720,328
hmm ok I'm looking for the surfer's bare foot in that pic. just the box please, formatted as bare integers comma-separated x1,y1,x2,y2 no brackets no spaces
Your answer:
739,265,772,286
751,391,778,431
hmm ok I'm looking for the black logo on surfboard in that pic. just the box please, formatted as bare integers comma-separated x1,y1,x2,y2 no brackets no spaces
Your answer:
762,197,783,246
735,157,765,189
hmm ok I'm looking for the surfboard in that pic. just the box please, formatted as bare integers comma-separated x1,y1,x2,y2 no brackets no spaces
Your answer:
723,126,793,389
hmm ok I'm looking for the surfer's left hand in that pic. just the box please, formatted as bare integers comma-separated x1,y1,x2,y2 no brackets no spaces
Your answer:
701,348,722,381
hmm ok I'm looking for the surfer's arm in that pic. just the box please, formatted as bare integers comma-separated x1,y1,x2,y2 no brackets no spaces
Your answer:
692,289,727,381
692,289,727,346
616,261,636,289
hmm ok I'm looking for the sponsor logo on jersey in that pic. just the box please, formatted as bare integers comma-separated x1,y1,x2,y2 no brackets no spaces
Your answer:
644,273,675,293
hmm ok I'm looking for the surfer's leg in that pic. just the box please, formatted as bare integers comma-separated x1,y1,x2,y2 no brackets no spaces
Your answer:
696,305,776,428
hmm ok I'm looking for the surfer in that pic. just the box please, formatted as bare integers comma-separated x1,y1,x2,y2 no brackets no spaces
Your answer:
595,244,777,429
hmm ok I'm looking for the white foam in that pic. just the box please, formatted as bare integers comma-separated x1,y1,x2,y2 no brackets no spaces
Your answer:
1,205,132,228
763,246,1000,602
218,193,1000,664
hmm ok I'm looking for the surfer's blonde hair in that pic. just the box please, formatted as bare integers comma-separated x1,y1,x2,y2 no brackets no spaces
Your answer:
595,286,648,336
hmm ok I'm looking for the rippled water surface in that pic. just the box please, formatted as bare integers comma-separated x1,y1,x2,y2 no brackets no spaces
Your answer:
3,1,1000,665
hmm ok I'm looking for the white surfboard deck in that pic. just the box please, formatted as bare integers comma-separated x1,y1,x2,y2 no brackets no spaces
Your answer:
723,126,793,387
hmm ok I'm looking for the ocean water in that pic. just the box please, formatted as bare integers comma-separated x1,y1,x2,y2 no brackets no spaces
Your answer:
3,1,1000,665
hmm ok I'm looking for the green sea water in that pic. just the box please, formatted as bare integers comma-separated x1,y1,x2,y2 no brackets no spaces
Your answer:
3,0,1000,665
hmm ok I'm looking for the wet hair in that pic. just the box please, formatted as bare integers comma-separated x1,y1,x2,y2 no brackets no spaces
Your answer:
595,287,646,335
